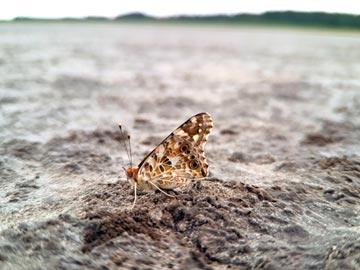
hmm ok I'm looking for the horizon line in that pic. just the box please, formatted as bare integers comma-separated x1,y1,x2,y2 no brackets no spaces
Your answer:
2,10,360,21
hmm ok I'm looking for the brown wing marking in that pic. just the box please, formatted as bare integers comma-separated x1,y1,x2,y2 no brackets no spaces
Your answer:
137,112,213,189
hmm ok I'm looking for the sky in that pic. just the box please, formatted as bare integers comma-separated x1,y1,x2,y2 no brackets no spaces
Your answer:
1,0,360,20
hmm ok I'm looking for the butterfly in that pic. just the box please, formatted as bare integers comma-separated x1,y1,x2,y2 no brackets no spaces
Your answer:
120,112,213,207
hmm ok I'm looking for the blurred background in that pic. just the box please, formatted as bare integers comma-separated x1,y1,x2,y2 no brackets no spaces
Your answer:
1,0,359,142
1,1,360,269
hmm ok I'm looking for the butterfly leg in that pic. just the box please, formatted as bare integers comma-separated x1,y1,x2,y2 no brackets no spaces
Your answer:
131,182,138,209
149,181,176,198
161,189,181,196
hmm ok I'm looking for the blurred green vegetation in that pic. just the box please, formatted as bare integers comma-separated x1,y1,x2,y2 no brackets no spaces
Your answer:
5,11,360,30
166,12,360,29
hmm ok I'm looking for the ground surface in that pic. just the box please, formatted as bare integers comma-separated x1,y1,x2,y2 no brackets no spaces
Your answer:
0,23,360,270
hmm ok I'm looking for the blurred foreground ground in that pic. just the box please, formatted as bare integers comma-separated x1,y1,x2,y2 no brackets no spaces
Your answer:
0,23,360,269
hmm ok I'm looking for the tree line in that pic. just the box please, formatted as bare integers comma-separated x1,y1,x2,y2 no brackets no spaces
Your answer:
12,11,360,29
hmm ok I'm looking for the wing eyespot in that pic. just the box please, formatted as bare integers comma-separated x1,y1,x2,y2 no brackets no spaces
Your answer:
190,160,199,169
180,144,191,154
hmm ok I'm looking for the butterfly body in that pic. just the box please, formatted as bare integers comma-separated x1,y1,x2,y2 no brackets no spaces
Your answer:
123,112,213,203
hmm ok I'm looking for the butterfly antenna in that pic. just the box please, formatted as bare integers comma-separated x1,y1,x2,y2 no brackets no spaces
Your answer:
127,134,133,168
118,124,131,167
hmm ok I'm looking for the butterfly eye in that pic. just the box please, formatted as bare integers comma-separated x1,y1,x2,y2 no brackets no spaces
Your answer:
190,160,198,169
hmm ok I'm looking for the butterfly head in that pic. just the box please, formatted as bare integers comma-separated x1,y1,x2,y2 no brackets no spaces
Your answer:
123,166,139,184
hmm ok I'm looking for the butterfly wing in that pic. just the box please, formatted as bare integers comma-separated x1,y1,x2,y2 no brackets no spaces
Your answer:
137,112,213,189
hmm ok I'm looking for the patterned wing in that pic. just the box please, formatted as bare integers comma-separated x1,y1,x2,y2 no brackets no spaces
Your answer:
137,112,213,190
